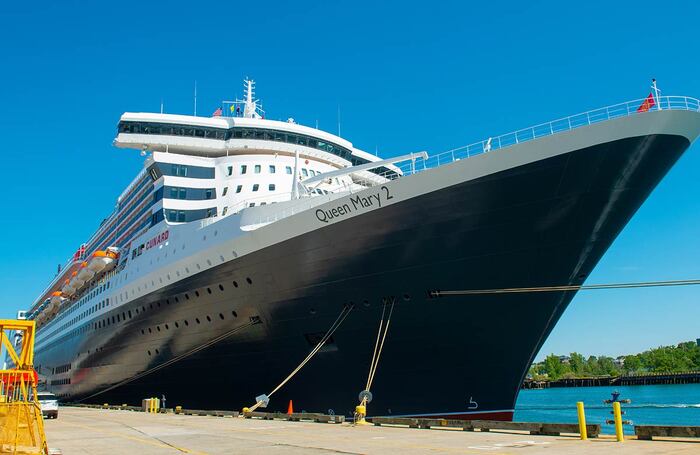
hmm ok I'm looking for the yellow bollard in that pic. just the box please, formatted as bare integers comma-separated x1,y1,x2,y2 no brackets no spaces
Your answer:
354,404,370,425
576,401,587,440
613,402,624,442
175,405,182,414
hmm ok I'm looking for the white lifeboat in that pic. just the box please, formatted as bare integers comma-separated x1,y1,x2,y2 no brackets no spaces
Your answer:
69,271,85,291
62,278,76,296
50,291,66,307
87,249,119,273
76,261,95,282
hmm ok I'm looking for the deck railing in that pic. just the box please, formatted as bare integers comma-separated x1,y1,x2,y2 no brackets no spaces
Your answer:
379,95,700,180
223,95,700,227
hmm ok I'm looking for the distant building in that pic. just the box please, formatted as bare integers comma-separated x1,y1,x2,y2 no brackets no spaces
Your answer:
558,355,571,364
614,356,625,367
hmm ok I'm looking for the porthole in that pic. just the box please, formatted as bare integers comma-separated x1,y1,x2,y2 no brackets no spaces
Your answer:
232,311,238,318
166,299,170,305
207,288,212,294
165,324,169,330
214,230,218,236
206,315,212,322
141,329,145,335
197,264,201,270
195,318,200,324
156,326,161,332
232,250,238,257
185,293,190,300
246,277,252,285
203,235,207,241
184,320,189,326
403,294,411,301
233,281,239,288
155,349,160,354
310,308,317,315
185,267,190,273
175,297,179,303
195,291,200,298
148,328,152,333
207,259,212,266
176,271,180,277
218,284,224,291
219,255,225,263
175,322,179,328
147,350,151,356
219,313,224,320
363,300,370,308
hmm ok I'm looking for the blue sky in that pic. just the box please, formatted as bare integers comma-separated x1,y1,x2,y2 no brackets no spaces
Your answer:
1,1,699,361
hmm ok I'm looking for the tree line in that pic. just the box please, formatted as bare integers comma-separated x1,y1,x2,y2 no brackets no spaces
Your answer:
529,341,700,381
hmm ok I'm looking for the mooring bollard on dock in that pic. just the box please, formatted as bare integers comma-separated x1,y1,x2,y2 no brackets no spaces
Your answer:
576,401,587,440
613,402,624,442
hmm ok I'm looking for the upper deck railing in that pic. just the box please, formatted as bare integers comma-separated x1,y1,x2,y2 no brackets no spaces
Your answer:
382,95,700,179
221,95,700,227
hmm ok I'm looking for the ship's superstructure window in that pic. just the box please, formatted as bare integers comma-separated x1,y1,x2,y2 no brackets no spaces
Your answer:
236,185,242,193
165,207,217,223
254,164,261,174
157,163,215,179
227,166,233,176
269,184,276,191
252,184,259,192
240,165,247,174
269,165,276,173
222,187,228,196
286,166,292,174
154,186,217,201
117,121,398,178
302,169,308,177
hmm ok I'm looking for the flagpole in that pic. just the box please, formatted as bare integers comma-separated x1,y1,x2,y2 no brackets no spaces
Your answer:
652,78,661,111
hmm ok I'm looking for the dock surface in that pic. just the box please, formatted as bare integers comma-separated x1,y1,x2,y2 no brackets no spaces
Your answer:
44,407,699,454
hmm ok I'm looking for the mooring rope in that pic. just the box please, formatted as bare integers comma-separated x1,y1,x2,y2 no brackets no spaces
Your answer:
431,278,700,297
247,304,354,412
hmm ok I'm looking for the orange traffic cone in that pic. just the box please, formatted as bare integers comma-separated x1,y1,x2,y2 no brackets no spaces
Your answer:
287,400,294,415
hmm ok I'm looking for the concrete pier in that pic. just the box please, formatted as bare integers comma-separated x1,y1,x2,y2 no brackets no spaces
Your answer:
44,407,699,454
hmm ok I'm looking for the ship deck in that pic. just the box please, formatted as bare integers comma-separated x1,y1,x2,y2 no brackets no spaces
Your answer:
44,407,699,454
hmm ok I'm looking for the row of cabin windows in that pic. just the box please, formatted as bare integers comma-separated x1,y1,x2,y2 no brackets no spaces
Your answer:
227,164,324,179
119,121,399,179
164,207,217,223
153,186,216,202
155,163,216,179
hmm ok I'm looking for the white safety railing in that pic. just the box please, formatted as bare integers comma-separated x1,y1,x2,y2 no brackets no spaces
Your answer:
220,95,700,228
388,95,700,178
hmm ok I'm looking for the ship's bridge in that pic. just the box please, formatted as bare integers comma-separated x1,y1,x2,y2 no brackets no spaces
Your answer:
114,80,400,180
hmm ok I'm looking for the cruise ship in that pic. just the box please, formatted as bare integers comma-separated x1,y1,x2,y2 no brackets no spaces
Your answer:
15,80,700,420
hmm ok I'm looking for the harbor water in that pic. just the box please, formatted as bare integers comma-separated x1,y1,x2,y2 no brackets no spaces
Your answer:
515,383,700,434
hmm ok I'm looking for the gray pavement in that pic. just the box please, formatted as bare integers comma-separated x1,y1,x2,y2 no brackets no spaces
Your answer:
42,407,700,454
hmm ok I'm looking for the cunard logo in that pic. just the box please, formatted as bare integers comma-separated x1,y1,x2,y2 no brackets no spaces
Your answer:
131,230,169,259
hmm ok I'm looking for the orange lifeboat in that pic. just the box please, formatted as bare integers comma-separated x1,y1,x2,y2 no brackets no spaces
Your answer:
87,248,119,273
62,278,76,296
76,261,95,282
69,270,85,290
50,291,66,307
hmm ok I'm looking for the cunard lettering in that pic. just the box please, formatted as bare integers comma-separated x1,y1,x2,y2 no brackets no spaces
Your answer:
131,230,169,258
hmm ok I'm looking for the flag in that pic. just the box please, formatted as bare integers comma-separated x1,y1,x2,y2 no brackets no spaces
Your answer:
637,93,656,113
212,107,222,117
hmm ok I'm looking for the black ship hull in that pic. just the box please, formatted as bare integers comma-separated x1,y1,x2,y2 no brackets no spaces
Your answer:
38,133,691,419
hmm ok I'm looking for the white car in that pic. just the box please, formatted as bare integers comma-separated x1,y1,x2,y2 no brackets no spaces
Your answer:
37,392,59,419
